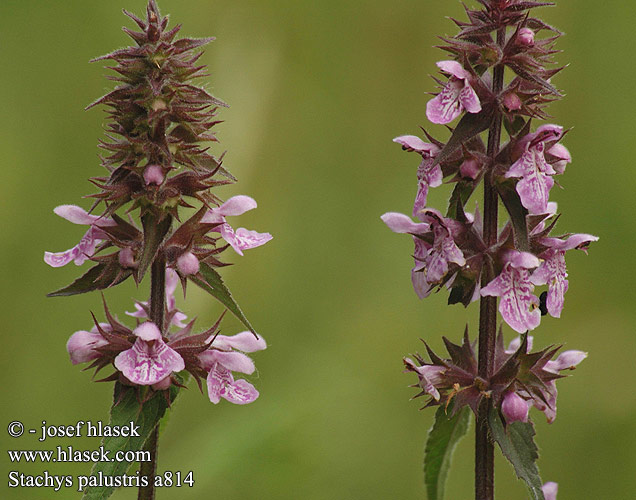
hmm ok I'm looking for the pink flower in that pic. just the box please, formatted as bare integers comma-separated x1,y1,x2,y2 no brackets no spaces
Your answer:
481,251,541,333
176,251,200,275
426,61,482,125
505,125,567,215
201,195,272,256
143,164,164,186
393,135,442,217
530,233,598,318
404,358,446,401
198,331,267,405
542,482,558,500
44,205,116,267
501,391,530,423
516,28,535,46
114,322,185,386
66,323,110,365
504,336,586,423
381,210,465,298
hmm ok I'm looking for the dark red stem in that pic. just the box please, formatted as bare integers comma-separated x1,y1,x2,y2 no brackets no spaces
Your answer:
475,26,506,500
137,256,166,500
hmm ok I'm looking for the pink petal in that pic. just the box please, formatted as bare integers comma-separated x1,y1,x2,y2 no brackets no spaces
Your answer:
44,228,101,267
206,363,259,405
381,212,429,234
53,205,115,226
66,330,108,365
176,251,200,275
223,379,260,405
44,247,82,268
481,265,541,333
213,331,267,352
547,143,571,175
534,124,563,143
542,482,558,500
392,136,440,156
199,350,256,375
220,224,272,255
458,83,482,113
206,363,233,404
217,195,258,217
412,238,433,299
143,165,165,186
501,392,530,423
548,350,587,372
126,302,148,319
505,335,534,354
114,338,185,386
417,158,443,188
413,180,430,218
426,81,464,124
133,322,162,341
436,60,470,80
506,250,540,270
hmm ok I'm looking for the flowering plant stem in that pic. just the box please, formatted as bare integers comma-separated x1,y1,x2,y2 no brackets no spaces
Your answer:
383,1,598,498
476,26,505,500
137,257,167,499
138,425,159,500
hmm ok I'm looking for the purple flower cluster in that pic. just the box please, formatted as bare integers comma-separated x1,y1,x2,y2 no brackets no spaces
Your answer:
382,0,597,438
45,1,271,405
64,266,267,404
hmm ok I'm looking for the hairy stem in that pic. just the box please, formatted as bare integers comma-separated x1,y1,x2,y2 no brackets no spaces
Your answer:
138,255,166,500
475,26,506,500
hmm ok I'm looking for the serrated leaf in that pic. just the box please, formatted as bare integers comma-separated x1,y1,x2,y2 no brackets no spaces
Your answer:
82,381,182,500
488,408,545,500
47,262,132,297
190,262,255,333
424,406,472,500
138,212,172,282
497,181,530,252
433,111,494,167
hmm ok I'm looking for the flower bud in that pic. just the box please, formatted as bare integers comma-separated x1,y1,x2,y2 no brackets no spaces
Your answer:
517,28,535,46
503,92,522,111
501,391,530,423
143,164,165,186
460,157,481,179
118,247,137,268
177,251,200,275
66,330,108,365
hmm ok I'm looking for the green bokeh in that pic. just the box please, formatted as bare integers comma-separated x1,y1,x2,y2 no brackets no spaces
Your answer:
1,1,634,498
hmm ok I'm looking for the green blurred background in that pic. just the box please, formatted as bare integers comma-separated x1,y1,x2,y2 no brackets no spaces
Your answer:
1,0,634,498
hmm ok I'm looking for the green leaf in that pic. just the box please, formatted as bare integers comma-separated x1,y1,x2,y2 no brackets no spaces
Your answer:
190,262,256,333
82,381,182,500
447,180,478,219
488,407,545,500
47,262,131,297
497,180,530,252
432,110,494,167
424,406,471,500
138,211,172,282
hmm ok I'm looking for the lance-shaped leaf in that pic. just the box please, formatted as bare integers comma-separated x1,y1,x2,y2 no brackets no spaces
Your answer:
488,407,545,500
137,211,172,282
82,380,182,500
432,110,494,168
497,180,530,252
424,406,471,500
190,262,255,333
47,262,132,297
447,179,478,219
